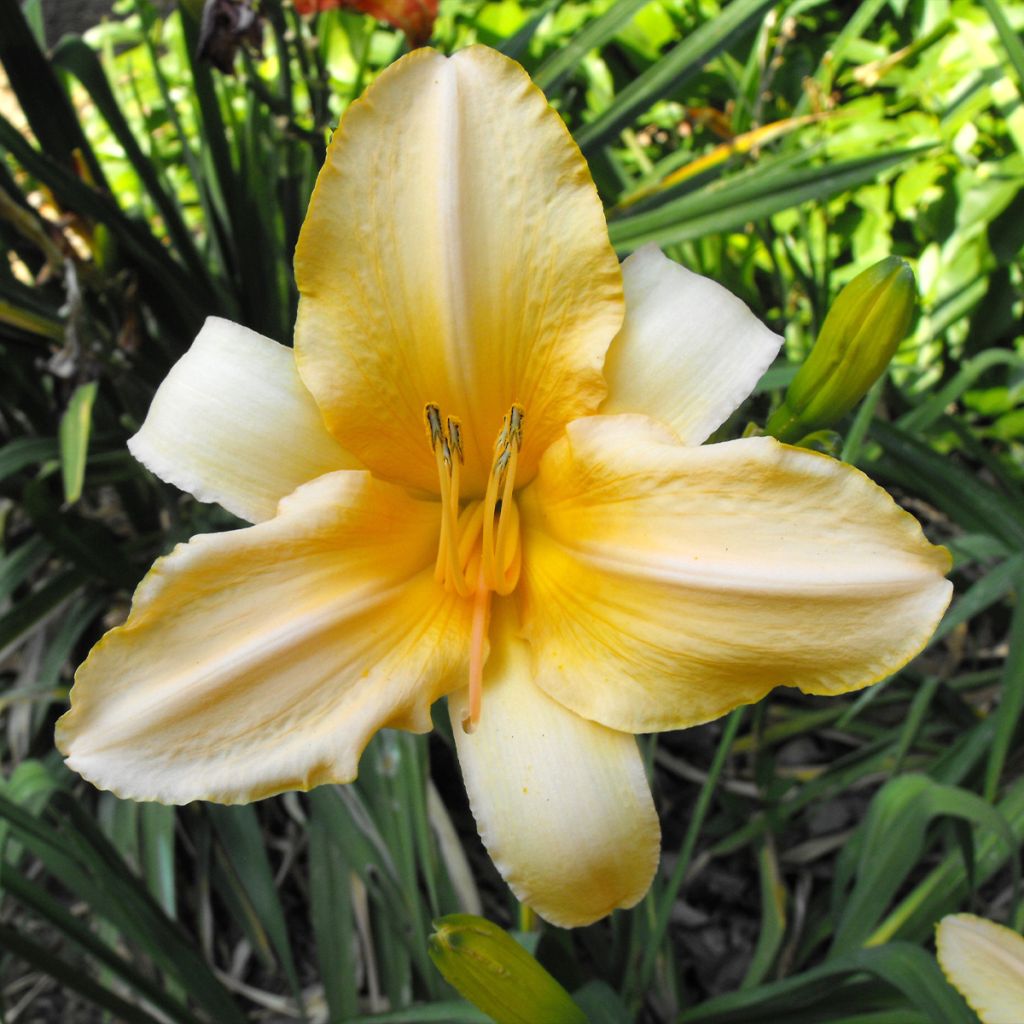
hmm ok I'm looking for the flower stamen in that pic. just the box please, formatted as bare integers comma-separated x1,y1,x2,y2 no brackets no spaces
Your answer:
425,403,523,601
425,404,471,597
482,404,524,595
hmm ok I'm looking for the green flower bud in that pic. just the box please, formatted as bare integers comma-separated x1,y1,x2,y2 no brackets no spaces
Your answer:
428,914,586,1024
767,257,916,444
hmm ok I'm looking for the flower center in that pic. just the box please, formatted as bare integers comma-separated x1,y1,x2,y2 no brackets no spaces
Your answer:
425,402,524,733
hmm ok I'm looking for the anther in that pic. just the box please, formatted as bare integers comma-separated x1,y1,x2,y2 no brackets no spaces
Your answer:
447,417,463,463
425,404,444,450
425,404,470,597
482,404,524,594
508,404,524,450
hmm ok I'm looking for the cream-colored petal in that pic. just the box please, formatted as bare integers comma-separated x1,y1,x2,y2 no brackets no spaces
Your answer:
129,317,359,523
936,914,1024,1024
57,472,471,803
519,415,952,733
294,46,622,496
449,602,659,928
601,245,782,445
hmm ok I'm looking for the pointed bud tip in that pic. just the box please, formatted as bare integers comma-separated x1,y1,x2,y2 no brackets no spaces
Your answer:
768,256,917,444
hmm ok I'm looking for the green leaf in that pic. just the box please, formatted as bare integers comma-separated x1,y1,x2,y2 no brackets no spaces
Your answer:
140,803,177,918
571,981,632,1024
979,0,1024,87
609,148,929,250
984,565,1024,800
1,865,203,1024
208,804,304,1008
346,1005,489,1023
309,795,358,1023
0,920,168,1024
0,113,203,337
50,36,219,305
741,839,787,987
575,0,775,153
0,0,107,184
680,943,974,1024
831,775,1019,954
59,380,98,505
22,479,136,587
0,534,49,606
0,569,86,659
931,554,1024,647
871,775,1024,945
0,437,58,483
533,0,649,92
870,419,1024,550
628,709,746,1001
0,790,247,1024
497,0,561,61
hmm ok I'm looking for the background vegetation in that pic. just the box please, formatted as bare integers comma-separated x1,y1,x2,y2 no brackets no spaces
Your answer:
0,0,1022,1020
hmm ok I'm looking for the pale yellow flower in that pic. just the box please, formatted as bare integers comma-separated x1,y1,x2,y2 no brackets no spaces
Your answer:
57,46,952,928
937,914,1024,1023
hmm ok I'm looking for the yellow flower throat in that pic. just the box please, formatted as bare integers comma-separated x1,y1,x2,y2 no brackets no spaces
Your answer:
425,402,524,734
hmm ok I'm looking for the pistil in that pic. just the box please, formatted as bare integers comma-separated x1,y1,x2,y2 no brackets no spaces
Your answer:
463,558,491,733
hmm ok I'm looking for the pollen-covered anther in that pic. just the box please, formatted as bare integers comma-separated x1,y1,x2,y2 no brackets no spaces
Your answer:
425,404,470,598
482,404,524,597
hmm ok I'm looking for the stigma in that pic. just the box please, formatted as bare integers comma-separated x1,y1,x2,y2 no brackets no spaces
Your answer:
425,402,525,733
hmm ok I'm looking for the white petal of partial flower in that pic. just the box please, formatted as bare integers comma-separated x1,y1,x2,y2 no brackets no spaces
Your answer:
602,245,782,444
129,317,358,523
936,914,1024,1024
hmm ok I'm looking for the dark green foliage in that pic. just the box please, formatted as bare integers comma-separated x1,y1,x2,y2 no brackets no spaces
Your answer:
0,0,1022,1020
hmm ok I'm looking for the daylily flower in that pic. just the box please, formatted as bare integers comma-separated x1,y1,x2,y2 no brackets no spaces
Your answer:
57,46,952,928
293,0,437,49
937,914,1024,1023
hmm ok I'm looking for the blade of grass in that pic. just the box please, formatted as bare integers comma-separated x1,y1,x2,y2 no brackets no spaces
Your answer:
0,569,86,661
0,920,170,1024
0,115,203,336
870,419,1024,550
208,804,305,1014
140,803,177,919
979,0,1024,85
51,36,220,306
1,866,203,1024
792,0,889,117
984,565,1024,800
830,774,1018,954
58,380,98,505
575,0,775,153
43,792,248,1024
0,0,107,184
629,709,745,1003
609,148,929,250
869,774,1024,944
533,0,649,92
741,837,787,987
930,553,1024,647
309,790,359,1023
0,437,58,482
497,0,560,61
679,943,973,1023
